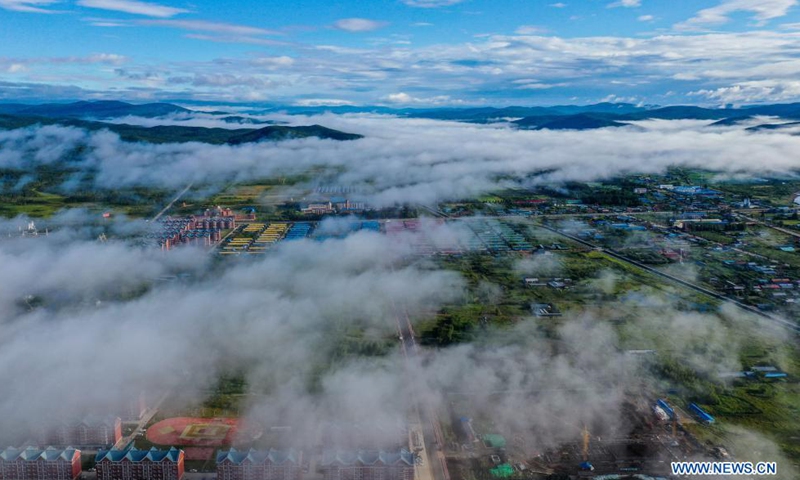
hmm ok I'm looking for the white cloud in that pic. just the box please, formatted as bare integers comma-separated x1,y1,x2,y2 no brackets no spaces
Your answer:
293,98,356,107
690,79,800,103
84,53,127,64
516,82,567,90
250,56,295,68
676,0,797,29
400,0,464,7
550,2,567,7
140,19,279,36
332,18,388,32
10,115,800,208
11,26,800,105
0,0,59,13
382,92,463,105
608,0,641,8
515,25,548,35
0,53,127,76
638,14,654,21
5,63,27,73
77,0,187,18
182,34,287,46
87,20,129,27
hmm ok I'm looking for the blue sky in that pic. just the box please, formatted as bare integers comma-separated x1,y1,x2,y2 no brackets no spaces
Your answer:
2,0,800,106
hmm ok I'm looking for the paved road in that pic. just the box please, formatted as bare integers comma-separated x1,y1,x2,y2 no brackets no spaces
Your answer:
389,297,450,480
421,205,768,220
151,182,194,222
114,391,171,449
735,213,800,239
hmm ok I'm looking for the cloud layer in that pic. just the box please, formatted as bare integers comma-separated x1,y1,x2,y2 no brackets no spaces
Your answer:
4,115,800,207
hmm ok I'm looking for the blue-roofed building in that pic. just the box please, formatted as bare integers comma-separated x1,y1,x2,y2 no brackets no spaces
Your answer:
95,447,184,480
656,399,675,420
285,223,313,240
689,403,715,424
0,446,81,480
321,450,414,480
360,221,381,232
217,448,303,480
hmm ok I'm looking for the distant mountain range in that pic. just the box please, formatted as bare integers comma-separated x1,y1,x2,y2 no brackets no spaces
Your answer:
268,101,800,130
409,103,800,130
0,101,362,144
511,113,629,130
0,100,190,119
5,99,800,133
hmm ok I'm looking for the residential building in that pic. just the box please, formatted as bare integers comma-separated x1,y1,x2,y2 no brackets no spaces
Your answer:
320,450,415,480
36,416,122,448
216,448,302,480
95,447,184,480
0,446,81,480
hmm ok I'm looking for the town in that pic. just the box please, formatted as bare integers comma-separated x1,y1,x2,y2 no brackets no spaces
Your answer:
1,167,798,480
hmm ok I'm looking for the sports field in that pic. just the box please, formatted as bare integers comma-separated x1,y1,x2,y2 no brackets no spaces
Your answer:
147,417,240,447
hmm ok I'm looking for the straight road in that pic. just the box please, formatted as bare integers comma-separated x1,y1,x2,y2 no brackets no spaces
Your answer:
735,213,800,240
151,182,194,222
536,223,800,333
389,297,451,480
113,391,171,449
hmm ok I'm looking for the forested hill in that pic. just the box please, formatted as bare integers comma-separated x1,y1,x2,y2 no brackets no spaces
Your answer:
0,115,362,144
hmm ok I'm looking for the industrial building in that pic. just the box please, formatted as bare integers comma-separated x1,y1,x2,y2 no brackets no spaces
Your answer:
95,447,184,480
689,403,715,424
35,416,122,448
216,448,303,480
301,202,335,215
320,450,415,480
0,446,81,480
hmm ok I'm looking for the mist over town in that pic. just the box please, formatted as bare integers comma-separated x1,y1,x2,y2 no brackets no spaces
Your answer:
2,1,800,480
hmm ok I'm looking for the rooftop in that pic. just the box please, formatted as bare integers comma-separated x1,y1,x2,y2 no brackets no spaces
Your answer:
1,446,79,462
320,449,414,467
217,448,300,466
96,447,182,463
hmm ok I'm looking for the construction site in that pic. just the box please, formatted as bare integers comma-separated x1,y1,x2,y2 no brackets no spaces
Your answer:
442,394,711,480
